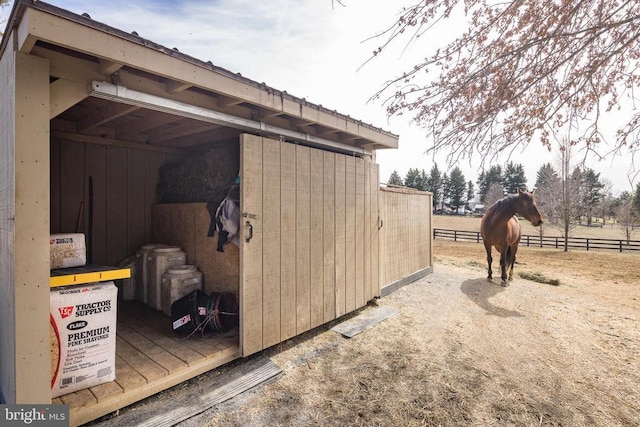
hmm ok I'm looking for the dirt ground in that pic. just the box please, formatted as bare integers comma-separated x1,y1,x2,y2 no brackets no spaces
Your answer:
166,240,640,427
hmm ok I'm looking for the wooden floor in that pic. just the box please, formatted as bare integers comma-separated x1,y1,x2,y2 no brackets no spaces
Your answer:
52,300,241,427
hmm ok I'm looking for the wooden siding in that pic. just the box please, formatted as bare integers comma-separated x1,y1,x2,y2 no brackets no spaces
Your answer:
379,186,433,287
240,134,380,357
151,203,239,296
50,139,183,266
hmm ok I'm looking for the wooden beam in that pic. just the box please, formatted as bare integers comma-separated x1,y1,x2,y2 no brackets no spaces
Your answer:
51,130,185,155
167,127,241,148
50,78,89,119
78,103,140,132
117,112,182,139
147,120,223,143
216,94,244,108
99,60,124,76
166,79,192,94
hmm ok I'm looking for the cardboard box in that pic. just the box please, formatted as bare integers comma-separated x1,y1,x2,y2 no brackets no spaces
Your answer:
50,282,117,398
50,233,86,269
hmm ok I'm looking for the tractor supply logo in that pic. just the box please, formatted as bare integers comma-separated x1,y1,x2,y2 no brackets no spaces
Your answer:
74,300,112,317
58,306,74,319
1,404,68,426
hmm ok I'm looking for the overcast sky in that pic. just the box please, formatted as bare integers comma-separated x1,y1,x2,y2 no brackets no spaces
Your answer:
2,0,638,195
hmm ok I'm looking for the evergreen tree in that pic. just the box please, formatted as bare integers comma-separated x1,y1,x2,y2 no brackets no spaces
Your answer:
448,167,467,212
404,168,424,190
466,180,475,207
534,163,559,190
441,173,449,211
477,165,503,203
426,164,443,210
387,170,403,186
581,168,604,225
503,161,527,194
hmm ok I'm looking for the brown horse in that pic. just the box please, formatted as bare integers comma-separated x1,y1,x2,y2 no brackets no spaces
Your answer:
480,189,543,284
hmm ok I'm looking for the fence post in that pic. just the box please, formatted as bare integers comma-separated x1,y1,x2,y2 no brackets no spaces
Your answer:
586,239,589,251
620,240,623,252
454,230,457,241
477,232,480,243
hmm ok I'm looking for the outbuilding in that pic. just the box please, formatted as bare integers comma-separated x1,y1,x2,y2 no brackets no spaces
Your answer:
0,1,433,425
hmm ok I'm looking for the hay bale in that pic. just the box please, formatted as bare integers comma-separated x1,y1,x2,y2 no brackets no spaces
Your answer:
157,143,239,204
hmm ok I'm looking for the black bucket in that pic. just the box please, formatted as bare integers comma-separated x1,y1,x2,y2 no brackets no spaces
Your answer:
204,292,238,332
170,289,207,334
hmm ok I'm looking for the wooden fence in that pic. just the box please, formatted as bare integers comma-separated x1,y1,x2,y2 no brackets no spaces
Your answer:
433,228,640,253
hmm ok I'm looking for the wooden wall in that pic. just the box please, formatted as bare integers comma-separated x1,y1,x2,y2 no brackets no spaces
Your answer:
239,134,380,356
50,138,183,266
151,203,239,296
379,186,433,288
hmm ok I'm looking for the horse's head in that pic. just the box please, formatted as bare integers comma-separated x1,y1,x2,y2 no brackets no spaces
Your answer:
517,189,543,226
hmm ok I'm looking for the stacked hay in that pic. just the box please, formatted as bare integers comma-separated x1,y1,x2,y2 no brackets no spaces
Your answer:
157,143,239,204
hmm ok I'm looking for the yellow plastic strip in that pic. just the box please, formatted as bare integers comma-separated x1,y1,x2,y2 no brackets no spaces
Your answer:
50,268,131,288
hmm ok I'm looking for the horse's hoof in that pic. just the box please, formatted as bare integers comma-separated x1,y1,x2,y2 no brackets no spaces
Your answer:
501,280,507,286
487,277,493,282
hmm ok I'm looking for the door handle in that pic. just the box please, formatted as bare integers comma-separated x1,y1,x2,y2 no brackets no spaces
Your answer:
245,220,253,242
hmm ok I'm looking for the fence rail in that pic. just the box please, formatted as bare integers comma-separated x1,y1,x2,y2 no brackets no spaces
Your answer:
433,228,640,253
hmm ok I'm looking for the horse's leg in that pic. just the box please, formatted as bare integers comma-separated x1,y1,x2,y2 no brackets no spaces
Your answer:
508,244,519,281
500,245,509,284
483,240,493,280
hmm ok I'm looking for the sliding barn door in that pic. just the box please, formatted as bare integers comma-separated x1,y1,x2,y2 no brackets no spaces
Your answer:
240,134,379,357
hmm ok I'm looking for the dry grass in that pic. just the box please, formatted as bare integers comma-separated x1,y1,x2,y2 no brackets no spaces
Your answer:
168,239,640,427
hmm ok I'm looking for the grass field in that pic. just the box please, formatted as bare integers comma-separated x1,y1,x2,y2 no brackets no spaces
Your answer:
433,214,636,240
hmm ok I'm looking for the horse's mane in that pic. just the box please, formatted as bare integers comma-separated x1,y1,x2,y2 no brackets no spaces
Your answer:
490,194,518,213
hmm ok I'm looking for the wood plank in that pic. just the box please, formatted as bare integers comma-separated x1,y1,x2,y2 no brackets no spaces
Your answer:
240,134,264,356
116,336,167,382
59,388,96,409
146,152,167,243
193,203,239,296
344,156,357,314
85,144,107,264
334,155,346,317
59,140,85,233
355,158,365,308
331,305,399,338
261,138,281,348
114,355,147,391
117,302,228,358
295,145,311,335
171,204,196,263
50,138,62,232
370,163,380,297
117,312,203,365
89,379,123,403
280,141,297,340
363,160,372,301
322,152,336,323
127,148,148,255
106,146,128,265
309,148,324,329
93,355,281,427
116,322,187,373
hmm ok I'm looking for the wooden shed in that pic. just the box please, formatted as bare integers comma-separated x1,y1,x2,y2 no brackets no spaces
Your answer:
0,1,432,425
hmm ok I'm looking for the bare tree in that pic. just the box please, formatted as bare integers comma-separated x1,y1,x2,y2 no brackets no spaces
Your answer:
484,183,504,208
368,1,640,169
535,139,582,251
616,198,638,242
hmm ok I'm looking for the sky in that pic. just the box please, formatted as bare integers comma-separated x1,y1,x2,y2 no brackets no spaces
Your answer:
2,0,638,195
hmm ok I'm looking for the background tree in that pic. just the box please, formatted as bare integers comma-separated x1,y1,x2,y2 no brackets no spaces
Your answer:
580,168,604,225
370,1,640,166
616,198,638,243
447,167,467,212
503,162,527,194
477,165,503,204
633,183,640,217
599,179,614,226
426,164,444,211
440,173,449,212
484,183,505,209
404,168,425,190
466,180,474,209
534,163,560,191
387,170,403,186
